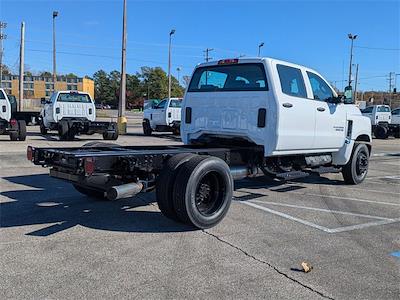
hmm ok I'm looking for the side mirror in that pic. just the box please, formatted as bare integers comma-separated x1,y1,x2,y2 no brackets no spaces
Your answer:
41,97,46,104
343,86,353,104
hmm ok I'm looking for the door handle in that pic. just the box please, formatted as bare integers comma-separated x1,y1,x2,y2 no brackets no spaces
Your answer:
317,107,326,112
282,103,293,108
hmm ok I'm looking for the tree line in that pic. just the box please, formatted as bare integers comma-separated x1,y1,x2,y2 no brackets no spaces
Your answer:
93,67,187,109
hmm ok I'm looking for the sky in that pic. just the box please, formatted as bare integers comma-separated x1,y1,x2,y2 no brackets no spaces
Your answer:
0,0,399,91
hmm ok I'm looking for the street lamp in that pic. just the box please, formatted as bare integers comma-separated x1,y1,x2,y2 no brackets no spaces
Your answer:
168,29,175,100
52,11,58,91
347,33,357,87
258,42,264,57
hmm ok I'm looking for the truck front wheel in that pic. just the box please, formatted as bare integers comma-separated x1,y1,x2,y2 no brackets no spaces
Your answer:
40,120,48,135
173,155,233,229
342,143,369,185
374,125,388,139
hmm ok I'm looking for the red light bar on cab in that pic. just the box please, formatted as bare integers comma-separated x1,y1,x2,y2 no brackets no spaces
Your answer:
218,59,239,65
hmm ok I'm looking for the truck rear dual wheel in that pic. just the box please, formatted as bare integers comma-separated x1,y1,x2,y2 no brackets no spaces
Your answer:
9,120,26,141
342,143,369,185
143,120,152,136
103,122,119,140
58,121,75,141
172,155,233,229
374,125,388,139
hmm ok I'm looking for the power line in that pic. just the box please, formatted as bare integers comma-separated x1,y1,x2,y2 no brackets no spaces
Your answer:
355,46,400,51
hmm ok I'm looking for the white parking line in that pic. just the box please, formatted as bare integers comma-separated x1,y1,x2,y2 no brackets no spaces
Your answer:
249,200,393,220
240,201,400,233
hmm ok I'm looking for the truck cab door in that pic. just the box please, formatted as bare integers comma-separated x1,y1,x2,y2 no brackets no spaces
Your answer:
43,93,56,127
306,71,346,150
275,64,316,151
151,99,167,127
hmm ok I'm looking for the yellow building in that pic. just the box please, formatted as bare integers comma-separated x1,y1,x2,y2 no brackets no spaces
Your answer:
1,75,94,100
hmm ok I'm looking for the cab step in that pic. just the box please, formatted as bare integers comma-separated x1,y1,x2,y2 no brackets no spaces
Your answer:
276,171,310,181
311,166,342,174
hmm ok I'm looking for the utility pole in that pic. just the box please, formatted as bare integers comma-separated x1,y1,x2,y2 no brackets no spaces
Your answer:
388,72,395,107
19,22,25,109
204,48,214,62
168,29,175,101
0,21,7,86
118,0,127,134
347,33,357,87
353,64,359,102
52,11,58,92
258,42,264,57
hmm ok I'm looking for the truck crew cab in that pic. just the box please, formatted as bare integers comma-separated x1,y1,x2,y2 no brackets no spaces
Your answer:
28,57,371,229
0,88,27,141
40,91,118,141
142,97,182,135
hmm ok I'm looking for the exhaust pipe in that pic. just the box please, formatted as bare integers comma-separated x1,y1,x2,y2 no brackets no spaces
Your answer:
230,166,260,180
106,182,143,201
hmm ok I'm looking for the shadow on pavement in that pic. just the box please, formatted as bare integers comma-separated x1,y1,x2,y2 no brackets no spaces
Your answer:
1,174,194,236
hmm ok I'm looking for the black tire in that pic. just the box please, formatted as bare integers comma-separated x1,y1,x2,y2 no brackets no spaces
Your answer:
143,120,152,136
156,153,196,221
17,120,26,141
103,122,119,140
40,121,48,135
342,143,370,185
374,125,388,139
393,127,400,138
172,127,180,136
58,121,70,141
173,155,233,229
73,183,106,200
9,120,19,141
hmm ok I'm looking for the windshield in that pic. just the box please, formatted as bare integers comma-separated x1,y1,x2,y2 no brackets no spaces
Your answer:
188,63,268,92
57,92,92,103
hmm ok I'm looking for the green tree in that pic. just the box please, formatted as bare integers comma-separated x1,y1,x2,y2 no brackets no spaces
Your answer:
93,70,113,104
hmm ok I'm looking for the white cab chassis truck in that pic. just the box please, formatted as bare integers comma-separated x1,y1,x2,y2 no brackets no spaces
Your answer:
40,91,118,141
28,58,371,229
361,105,393,139
0,88,27,141
388,107,400,138
142,97,182,135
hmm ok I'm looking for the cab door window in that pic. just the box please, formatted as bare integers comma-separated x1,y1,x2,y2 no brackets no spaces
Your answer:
277,64,307,98
307,72,334,101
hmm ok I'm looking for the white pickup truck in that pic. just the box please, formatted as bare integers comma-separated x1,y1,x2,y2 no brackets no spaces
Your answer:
361,105,392,138
40,91,118,141
389,107,400,138
28,57,372,229
0,88,27,141
142,97,182,135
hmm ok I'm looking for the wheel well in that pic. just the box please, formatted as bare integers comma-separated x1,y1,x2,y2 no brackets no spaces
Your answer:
355,135,372,154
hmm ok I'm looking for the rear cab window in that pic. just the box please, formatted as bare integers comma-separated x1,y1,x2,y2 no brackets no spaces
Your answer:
0,90,6,100
188,63,268,92
276,64,307,98
377,106,390,113
57,92,92,103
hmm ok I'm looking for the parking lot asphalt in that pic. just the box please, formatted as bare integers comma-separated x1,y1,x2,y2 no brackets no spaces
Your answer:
0,125,399,299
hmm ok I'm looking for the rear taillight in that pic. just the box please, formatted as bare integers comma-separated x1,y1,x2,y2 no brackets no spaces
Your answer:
84,157,95,175
27,146,34,161
10,119,17,126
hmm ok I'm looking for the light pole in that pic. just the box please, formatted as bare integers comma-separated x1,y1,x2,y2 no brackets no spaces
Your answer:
118,0,127,134
52,11,58,91
168,29,175,100
347,33,357,87
258,42,264,57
